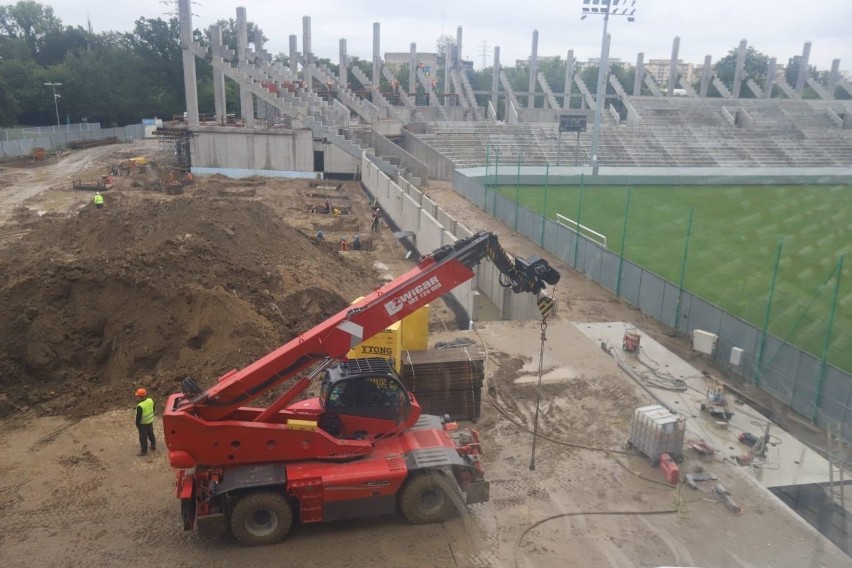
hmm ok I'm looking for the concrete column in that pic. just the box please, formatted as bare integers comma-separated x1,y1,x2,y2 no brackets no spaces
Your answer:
732,39,747,99
633,52,644,96
339,39,347,87
699,55,712,97
492,46,501,115
409,43,417,94
828,59,841,98
667,36,680,96
236,7,253,127
254,29,264,59
764,57,777,99
795,41,812,95
303,16,312,91
210,25,226,124
590,33,611,176
528,29,539,108
289,35,297,76
564,50,575,109
236,7,248,59
372,22,381,89
178,0,198,127
456,26,463,68
443,41,450,99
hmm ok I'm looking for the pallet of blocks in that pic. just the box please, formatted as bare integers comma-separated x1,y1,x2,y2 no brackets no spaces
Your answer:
400,347,484,421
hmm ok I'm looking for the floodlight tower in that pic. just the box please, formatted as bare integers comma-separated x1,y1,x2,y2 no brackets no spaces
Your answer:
581,0,636,175
44,82,62,126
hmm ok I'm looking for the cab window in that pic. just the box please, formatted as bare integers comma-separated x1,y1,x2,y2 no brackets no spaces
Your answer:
327,380,353,408
355,376,404,407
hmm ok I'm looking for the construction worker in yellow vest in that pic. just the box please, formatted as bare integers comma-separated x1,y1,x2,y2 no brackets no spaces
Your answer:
93,192,104,209
134,388,156,456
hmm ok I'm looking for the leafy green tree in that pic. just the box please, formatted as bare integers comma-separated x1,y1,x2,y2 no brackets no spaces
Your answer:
213,18,264,56
35,25,88,67
0,54,45,123
0,0,61,54
714,45,769,96
0,72,19,125
127,18,184,116
784,55,818,87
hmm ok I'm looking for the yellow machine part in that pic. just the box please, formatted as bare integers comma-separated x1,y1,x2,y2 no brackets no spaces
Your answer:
287,419,318,431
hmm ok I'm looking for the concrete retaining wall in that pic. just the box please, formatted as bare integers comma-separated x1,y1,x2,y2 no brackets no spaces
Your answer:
323,143,360,174
190,127,313,172
403,132,456,181
370,131,429,184
361,153,541,323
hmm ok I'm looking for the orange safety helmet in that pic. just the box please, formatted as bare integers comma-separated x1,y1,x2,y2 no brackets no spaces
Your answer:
135,388,148,397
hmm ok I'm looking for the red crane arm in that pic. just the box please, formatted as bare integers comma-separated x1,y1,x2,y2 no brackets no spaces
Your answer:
175,231,560,422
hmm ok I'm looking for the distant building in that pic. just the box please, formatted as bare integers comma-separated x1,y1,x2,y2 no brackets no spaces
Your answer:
582,57,624,66
644,59,694,84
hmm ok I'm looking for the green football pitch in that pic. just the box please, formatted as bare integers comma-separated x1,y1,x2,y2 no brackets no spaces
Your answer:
493,183,851,373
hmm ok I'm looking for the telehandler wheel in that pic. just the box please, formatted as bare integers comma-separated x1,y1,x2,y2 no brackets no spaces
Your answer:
400,472,459,524
230,491,293,546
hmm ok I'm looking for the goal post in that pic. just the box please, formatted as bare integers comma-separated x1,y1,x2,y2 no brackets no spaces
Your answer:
556,214,608,249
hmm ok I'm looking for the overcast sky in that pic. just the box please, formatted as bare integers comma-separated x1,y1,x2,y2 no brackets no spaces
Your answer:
46,0,851,71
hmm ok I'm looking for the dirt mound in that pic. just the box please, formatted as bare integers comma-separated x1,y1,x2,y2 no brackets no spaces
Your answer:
0,192,380,418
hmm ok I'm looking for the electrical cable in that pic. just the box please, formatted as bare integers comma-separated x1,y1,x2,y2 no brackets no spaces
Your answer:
513,508,678,568
473,325,675,491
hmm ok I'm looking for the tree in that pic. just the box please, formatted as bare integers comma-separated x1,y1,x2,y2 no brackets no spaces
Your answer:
0,73,19,125
127,18,184,115
35,25,88,66
784,55,818,88
213,18,265,56
714,45,769,95
0,1,61,54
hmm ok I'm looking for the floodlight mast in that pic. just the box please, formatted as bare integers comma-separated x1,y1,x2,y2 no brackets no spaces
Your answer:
44,82,63,126
581,0,636,175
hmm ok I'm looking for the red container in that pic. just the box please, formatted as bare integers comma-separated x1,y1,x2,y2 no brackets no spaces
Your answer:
659,452,680,485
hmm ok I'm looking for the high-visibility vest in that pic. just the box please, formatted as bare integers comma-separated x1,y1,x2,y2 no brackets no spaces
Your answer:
137,398,155,425
93,194,104,205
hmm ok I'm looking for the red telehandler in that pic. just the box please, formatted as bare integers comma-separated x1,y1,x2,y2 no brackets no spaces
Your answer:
163,231,560,545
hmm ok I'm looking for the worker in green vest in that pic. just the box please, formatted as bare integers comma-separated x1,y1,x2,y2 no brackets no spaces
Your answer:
93,192,104,209
134,388,156,456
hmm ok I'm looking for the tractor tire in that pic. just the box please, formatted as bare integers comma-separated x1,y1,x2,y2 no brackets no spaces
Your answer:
229,491,293,546
400,472,459,525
